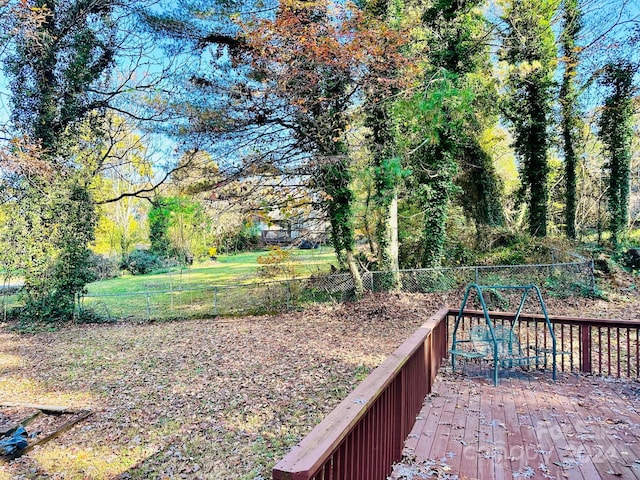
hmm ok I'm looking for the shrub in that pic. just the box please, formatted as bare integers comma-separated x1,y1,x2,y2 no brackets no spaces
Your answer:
88,253,119,281
219,222,261,253
257,247,295,278
121,249,164,275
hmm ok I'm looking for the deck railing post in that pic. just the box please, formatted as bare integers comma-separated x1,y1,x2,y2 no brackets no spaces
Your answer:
395,368,405,458
580,324,592,373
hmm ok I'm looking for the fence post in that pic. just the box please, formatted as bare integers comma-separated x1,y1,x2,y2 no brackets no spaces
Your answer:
214,287,218,317
146,292,150,321
286,281,291,311
475,267,479,284
75,293,81,322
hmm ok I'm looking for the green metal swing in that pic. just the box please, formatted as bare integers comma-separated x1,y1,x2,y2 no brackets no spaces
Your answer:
449,284,560,386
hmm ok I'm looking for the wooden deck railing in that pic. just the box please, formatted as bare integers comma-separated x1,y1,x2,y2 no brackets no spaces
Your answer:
450,310,640,378
272,307,449,480
273,307,639,480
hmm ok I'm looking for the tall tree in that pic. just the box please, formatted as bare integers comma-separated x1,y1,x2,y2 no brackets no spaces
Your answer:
361,0,406,283
147,0,405,295
559,0,582,239
500,0,558,237
396,73,467,268
598,60,636,248
396,0,500,268
424,0,505,233
2,0,117,320
245,1,365,294
1,0,175,320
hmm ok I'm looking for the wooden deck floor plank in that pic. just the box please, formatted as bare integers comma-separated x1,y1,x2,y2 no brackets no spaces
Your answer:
544,375,636,479
577,379,640,479
404,402,429,453
594,380,640,463
445,379,476,477
458,380,483,480
525,378,587,480
500,378,530,476
395,371,640,480
409,391,446,461
566,383,637,479
548,377,604,480
477,378,497,480
505,378,554,479
428,379,459,463
488,380,509,480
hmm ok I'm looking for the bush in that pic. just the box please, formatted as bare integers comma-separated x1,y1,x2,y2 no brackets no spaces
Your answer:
88,253,119,281
121,249,164,275
443,241,476,267
219,222,261,253
257,247,295,278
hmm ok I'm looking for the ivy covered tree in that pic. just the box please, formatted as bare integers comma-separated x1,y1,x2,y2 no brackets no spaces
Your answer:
1,0,117,320
500,0,558,237
559,0,582,239
1,0,174,321
397,74,469,268
395,0,500,268
424,0,505,232
598,60,636,248
361,0,407,284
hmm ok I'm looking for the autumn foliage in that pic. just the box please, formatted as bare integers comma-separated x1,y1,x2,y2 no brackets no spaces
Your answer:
236,0,410,144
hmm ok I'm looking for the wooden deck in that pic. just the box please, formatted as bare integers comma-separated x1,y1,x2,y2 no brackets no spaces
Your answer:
391,367,640,480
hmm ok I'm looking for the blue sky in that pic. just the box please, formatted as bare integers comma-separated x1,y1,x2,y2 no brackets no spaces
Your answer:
0,0,638,150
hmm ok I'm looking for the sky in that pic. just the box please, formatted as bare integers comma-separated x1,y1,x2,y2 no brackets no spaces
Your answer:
0,0,639,153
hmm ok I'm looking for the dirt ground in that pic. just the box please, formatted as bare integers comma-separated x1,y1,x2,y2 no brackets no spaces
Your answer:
0,288,638,480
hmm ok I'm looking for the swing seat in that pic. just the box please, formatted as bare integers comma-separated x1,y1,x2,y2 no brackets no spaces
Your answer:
468,324,545,369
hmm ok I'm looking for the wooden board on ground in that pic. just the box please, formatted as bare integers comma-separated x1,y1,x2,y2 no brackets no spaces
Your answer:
0,403,91,461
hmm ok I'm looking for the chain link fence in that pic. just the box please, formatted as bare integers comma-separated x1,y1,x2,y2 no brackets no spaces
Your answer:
364,260,595,294
72,260,594,322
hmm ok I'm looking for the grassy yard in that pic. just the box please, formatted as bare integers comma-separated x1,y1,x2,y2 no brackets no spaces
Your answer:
86,247,337,295
0,248,338,321
73,247,339,321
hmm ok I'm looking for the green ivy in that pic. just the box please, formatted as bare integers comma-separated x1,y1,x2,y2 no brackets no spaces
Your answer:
500,0,558,238
598,61,636,249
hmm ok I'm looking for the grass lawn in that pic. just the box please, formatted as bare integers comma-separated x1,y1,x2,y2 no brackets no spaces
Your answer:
74,247,339,321
86,247,337,295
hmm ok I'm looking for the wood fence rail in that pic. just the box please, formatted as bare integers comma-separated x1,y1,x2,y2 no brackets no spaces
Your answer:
272,308,640,480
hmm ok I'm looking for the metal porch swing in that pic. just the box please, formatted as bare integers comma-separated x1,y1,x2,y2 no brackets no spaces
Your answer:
449,284,561,386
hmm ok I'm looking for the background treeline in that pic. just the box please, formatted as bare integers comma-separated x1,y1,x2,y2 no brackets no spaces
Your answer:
0,0,638,321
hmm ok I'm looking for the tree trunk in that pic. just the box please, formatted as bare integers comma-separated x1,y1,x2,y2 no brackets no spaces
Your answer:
389,194,401,288
346,249,364,297
560,0,581,239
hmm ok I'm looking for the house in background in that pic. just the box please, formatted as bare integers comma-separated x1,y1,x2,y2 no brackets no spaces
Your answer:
259,209,328,248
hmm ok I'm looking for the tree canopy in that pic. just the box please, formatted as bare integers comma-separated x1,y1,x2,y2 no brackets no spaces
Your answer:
0,0,639,321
